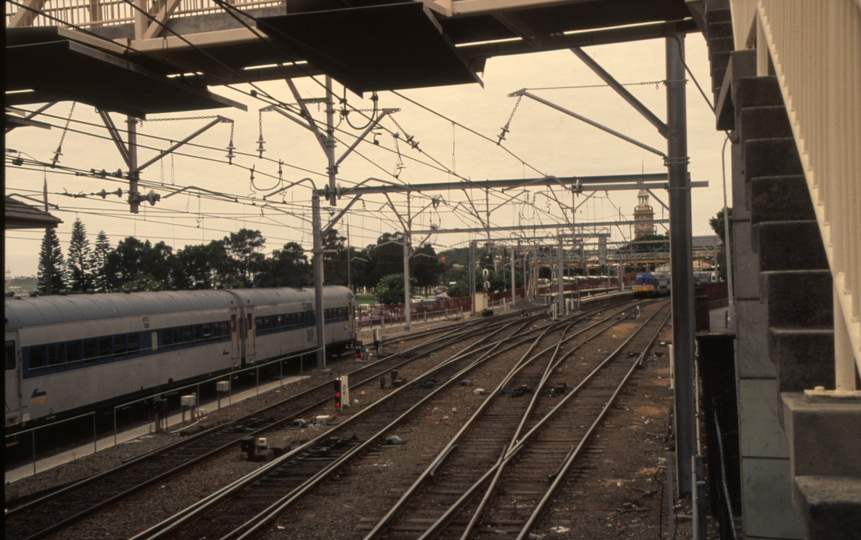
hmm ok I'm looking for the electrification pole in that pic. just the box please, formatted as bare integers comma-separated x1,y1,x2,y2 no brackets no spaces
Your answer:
557,235,565,316
469,240,476,315
666,33,696,495
312,191,325,368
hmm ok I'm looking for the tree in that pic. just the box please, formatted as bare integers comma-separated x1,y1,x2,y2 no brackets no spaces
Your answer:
66,218,93,292
366,232,405,288
322,228,347,285
91,231,112,292
709,208,733,280
224,228,266,287
257,242,312,287
709,208,732,243
374,273,416,305
446,280,470,298
410,243,444,291
105,237,173,290
37,228,66,294
171,240,228,289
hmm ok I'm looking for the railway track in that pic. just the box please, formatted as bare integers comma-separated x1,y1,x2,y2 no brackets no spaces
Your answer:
127,301,642,540
3,307,558,540
128,314,563,540
361,300,670,540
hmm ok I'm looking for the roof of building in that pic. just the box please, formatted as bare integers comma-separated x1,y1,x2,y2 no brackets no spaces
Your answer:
4,196,63,230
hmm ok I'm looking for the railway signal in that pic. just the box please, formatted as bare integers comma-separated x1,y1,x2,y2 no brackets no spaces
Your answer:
334,379,343,408
333,375,350,409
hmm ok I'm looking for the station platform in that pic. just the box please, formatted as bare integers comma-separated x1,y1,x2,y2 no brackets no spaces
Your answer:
5,374,309,484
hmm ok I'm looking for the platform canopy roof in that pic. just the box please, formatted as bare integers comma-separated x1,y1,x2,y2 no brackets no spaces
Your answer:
5,1,699,112
5,27,247,117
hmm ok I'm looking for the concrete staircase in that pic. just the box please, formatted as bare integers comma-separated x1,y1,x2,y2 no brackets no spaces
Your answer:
703,0,861,537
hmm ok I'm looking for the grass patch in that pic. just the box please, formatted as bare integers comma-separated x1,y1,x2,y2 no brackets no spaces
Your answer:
355,294,376,306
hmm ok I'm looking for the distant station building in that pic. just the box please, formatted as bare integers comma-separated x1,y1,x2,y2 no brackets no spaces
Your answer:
633,190,655,240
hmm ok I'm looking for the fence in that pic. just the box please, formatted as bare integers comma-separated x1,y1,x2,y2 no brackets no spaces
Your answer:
5,348,317,479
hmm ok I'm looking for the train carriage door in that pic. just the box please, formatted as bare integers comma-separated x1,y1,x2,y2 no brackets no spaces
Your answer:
230,313,241,366
5,337,22,425
303,303,315,342
245,309,255,364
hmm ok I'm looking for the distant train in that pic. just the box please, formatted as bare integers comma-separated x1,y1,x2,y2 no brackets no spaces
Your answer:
633,272,671,297
4,286,357,429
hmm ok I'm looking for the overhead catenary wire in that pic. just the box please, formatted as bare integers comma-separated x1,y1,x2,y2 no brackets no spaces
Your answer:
7,1,644,261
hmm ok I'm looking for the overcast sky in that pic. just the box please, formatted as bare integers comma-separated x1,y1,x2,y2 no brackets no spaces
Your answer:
5,34,728,277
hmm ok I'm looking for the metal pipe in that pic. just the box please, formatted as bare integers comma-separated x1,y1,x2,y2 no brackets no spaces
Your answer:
511,246,516,306
721,136,735,328
570,46,668,137
557,235,565,316
136,117,226,172
666,33,695,495
126,116,139,214
342,173,667,195
325,76,337,206
312,191,325,368
513,89,667,157
404,228,411,331
469,240,476,315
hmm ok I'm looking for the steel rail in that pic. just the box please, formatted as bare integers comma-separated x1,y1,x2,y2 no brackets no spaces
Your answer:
4,314,536,540
228,311,608,540
413,303,669,540
362,301,648,540
130,315,554,540
513,306,672,540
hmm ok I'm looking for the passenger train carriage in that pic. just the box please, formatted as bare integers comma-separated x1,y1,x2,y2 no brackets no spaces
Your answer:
4,286,356,429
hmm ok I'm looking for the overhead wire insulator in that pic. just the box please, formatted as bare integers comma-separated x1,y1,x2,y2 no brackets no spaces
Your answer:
256,109,266,158
226,122,236,164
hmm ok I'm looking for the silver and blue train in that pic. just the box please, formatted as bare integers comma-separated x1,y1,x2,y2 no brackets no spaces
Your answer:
4,286,357,429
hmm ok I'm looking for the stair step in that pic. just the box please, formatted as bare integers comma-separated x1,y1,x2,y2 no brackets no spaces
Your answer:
793,476,861,540
744,138,804,184
708,36,735,59
761,270,833,327
705,4,732,25
706,21,734,39
750,176,816,223
769,327,835,393
753,221,828,271
736,76,783,109
740,105,793,140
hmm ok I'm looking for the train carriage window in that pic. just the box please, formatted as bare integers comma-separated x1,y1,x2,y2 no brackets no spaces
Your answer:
48,343,64,366
162,329,173,348
66,341,82,364
182,326,193,344
99,338,111,360
29,346,46,370
151,331,159,352
193,325,203,343
127,333,140,355
173,327,183,347
6,341,16,370
219,322,229,339
203,323,212,341
276,314,285,331
113,335,127,358
84,339,97,362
